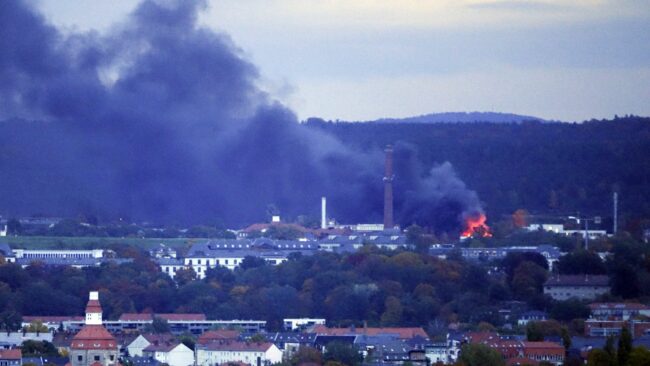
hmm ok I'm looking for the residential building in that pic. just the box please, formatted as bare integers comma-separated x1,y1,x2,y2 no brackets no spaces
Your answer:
518,311,548,326
69,292,119,366
543,275,610,301
464,333,564,366
197,330,241,345
0,332,53,348
195,342,282,366
310,325,429,341
585,319,650,338
0,349,21,366
589,303,650,320
0,243,14,262
127,334,176,357
267,333,316,359
142,341,193,366
21,316,84,332
282,318,325,331
424,343,449,364
149,244,177,259
26,313,265,335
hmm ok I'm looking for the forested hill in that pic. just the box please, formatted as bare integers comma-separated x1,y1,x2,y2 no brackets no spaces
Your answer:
305,116,650,232
372,111,548,124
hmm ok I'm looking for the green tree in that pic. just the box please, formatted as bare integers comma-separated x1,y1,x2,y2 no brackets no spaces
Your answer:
459,343,505,366
628,347,650,366
289,346,322,366
323,342,362,366
178,333,195,351
174,268,197,286
561,327,572,351
380,296,403,326
21,340,59,357
618,326,632,366
249,333,267,343
0,310,22,334
587,348,616,366
148,316,170,333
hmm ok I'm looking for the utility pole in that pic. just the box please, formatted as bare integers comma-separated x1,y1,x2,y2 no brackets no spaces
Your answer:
613,192,618,235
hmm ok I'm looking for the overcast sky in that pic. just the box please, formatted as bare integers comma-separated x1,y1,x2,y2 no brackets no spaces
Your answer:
37,0,650,122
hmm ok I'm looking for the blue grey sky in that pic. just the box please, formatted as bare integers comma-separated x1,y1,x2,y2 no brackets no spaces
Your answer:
37,0,650,122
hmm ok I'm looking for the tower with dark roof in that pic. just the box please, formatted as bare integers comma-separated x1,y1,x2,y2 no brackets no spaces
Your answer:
69,292,119,366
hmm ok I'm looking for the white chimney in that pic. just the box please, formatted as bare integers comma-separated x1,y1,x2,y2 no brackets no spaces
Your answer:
321,197,327,229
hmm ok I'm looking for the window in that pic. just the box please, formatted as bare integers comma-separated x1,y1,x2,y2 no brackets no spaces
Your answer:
110,355,115,361
94,356,100,361
78,356,83,362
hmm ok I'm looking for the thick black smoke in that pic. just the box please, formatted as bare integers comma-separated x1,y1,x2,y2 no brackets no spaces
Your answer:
0,0,483,231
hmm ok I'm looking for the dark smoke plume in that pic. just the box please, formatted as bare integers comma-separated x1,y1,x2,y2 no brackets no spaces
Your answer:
0,0,483,231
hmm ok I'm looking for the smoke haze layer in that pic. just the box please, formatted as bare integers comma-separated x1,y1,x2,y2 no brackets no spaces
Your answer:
0,0,483,230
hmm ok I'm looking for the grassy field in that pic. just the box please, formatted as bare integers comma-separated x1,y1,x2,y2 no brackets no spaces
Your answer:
0,236,202,249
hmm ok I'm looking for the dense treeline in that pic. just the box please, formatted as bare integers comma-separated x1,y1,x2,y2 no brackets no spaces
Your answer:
306,116,650,236
0,236,648,333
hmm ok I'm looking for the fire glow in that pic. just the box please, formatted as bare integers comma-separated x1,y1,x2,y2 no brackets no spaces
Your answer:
461,213,493,238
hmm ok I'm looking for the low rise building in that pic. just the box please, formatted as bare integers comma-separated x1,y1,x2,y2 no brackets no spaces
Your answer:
127,334,176,357
142,341,193,366
543,275,610,301
0,349,21,366
282,318,325,331
589,303,650,320
195,342,282,366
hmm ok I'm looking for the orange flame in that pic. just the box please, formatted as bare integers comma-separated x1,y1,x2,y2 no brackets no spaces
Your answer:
461,213,493,238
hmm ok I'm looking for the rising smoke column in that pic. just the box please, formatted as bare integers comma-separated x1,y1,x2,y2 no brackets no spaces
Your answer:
0,0,483,231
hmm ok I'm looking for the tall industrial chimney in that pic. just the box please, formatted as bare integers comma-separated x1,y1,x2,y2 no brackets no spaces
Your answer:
321,197,327,229
383,145,394,229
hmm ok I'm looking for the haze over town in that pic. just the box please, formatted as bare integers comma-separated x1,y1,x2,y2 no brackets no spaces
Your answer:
1,1,650,366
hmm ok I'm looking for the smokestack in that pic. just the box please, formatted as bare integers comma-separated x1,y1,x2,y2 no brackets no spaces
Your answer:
321,196,327,229
383,145,394,229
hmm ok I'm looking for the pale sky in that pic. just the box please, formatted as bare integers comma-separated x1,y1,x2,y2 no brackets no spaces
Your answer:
37,0,650,122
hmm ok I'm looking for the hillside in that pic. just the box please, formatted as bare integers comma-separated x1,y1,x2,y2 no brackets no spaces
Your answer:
305,116,650,234
373,111,549,124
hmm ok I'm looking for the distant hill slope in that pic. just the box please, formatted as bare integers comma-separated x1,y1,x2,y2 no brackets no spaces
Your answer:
372,111,550,124
305,116,650,232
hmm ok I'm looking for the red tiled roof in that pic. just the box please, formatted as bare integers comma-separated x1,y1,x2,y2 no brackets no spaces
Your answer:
71,325,117,350
23,316,84,322
198,330,241,344
0,349,22,360
118,313,206,321
311,325,428,339
90,362,103,366
203,341,273,352
86,299,102,314
143,342,181,353
465,332,500,345
522,341,565,356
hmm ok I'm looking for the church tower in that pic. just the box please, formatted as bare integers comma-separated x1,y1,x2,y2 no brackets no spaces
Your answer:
69,292,119,366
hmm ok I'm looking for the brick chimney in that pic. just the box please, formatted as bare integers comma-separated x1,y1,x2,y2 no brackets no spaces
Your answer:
383,145,394,229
